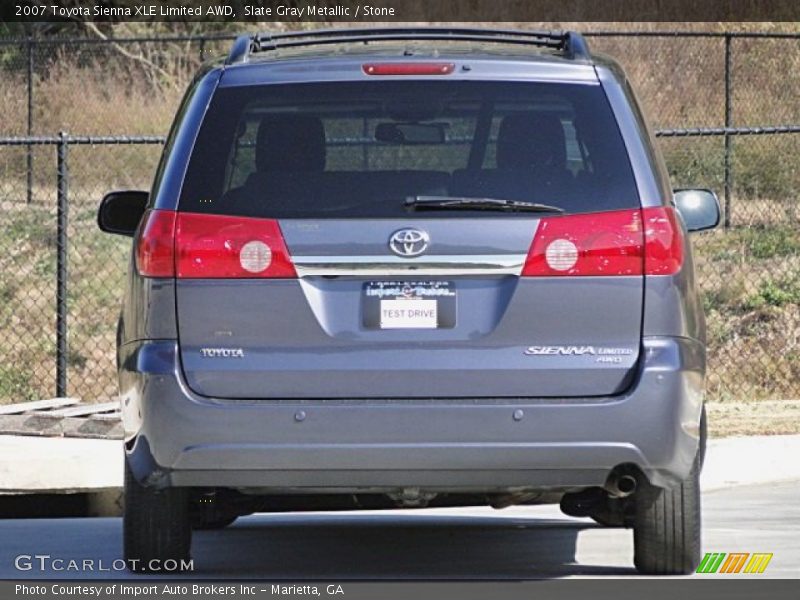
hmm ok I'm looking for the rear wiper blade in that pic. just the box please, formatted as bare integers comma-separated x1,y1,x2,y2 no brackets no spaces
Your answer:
405,195,565,213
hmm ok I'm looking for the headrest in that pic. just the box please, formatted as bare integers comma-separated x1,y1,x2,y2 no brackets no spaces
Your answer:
496,113,567,170
255,115,326,172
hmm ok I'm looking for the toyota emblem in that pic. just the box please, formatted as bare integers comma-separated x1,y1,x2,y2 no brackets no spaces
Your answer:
389,228,430,257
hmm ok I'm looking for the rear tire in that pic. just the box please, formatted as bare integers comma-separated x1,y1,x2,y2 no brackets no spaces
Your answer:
123,459,191,573
633,452,701,575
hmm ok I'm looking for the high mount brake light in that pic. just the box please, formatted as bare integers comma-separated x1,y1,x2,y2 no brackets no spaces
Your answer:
134,211,296,279
521,207,683,277
362,62,456,75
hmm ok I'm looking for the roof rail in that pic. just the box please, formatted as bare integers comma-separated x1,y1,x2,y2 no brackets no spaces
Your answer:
225,27,591,65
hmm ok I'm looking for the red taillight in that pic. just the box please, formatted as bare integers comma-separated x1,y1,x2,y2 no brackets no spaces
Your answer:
523,209,644,277
521,207,684,277
175,213,296,279
362,62,455,76
136,209,177,278
642,206,684,275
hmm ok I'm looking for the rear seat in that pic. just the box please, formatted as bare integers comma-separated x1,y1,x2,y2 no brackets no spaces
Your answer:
450,111,577,204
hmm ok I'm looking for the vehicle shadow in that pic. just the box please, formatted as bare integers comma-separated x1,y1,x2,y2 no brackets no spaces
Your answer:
192,513,636,578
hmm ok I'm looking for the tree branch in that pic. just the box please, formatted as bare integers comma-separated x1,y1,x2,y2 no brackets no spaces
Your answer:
82,21,176,89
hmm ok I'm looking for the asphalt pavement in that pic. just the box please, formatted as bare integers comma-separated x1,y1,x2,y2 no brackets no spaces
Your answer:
1,480,797,579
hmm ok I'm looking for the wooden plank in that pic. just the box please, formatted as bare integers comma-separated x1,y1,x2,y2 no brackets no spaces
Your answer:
0,414,123,440
0,397,79,416
73,418,124,439
46,402,120,418
0,414,62,436
88,412,122,422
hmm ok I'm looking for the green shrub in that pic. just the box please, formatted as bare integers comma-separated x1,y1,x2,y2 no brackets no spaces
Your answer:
744,277,800,310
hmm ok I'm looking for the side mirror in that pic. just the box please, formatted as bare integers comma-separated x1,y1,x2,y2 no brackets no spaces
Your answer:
97,190,149,236
673,189,720,232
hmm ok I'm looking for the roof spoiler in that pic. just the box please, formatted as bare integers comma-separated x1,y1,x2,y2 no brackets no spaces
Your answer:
226,27,591,65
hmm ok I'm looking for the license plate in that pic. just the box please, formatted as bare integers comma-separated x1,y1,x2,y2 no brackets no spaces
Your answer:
363,281,456,329
380,299,438,329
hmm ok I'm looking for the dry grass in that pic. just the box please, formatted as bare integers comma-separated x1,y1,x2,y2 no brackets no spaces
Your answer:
33,55,180,135
707,400,800,437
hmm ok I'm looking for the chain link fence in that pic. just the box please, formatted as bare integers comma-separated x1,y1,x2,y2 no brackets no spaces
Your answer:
0,136,164,402
0,31,799,403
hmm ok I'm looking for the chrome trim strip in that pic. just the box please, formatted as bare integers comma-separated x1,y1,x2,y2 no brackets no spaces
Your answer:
292,254,527,277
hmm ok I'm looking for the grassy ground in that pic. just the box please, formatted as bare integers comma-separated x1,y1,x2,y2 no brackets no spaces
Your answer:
707,401,800,437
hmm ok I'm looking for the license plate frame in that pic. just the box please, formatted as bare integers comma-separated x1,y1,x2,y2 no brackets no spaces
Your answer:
362,281,456,329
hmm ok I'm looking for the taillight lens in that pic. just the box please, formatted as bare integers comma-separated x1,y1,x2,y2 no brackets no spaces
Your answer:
175,213,296,279
362,62,455,75
522,209,644,277
521,207,684,277
642,206,684,275
136,209,177,278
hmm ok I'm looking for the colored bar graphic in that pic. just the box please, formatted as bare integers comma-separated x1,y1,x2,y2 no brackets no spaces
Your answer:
744,553,773,574
697,552,773,574
697,553,725,573
720,553,749,573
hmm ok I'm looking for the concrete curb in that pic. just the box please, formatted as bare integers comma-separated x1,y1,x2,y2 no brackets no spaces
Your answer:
0,435,122,494
0,436,123,517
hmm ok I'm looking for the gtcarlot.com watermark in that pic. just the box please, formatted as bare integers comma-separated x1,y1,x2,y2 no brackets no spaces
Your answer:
14,554,194,573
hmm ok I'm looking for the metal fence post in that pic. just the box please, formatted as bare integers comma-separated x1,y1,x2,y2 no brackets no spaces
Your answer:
26,37,34,204
56,132,69,398
724,33,732,228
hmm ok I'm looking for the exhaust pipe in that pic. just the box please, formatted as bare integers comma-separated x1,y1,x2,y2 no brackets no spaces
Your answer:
606,473,638,498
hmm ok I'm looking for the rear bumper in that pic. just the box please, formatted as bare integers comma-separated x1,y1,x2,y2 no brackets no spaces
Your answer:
119,336,704,492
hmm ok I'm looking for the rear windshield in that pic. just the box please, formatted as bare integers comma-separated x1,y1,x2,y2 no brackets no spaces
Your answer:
179,81,639,218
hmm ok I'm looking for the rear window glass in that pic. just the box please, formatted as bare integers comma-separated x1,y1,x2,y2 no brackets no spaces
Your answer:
179,81,639,218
